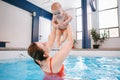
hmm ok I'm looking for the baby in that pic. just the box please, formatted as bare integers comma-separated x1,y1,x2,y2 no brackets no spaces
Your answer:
51,2,72,46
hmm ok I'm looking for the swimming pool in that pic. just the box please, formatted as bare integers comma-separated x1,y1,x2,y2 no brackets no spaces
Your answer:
0,54,120,80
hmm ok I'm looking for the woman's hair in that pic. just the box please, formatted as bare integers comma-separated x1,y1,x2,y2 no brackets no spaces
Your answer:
51,2,61,11
27,42,48,61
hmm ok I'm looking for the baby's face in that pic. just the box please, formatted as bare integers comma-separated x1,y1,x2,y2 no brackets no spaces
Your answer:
52,8,63,17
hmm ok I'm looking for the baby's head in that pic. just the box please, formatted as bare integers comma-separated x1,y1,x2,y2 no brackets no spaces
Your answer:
51,2,63,17
51,2,61,11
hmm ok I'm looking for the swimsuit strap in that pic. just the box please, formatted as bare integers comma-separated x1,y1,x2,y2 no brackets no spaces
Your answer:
50,58,53,74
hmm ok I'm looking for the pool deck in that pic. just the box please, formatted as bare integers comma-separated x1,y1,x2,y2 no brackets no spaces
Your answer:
0,47,120,51
0,47,27,51
0,47,120,60
73,48,120,51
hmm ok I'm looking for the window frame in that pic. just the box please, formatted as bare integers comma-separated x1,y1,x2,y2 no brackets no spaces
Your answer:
98,0,119,38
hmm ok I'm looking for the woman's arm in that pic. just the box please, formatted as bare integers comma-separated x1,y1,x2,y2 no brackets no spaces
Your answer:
52,24,73,68
46,26,56,51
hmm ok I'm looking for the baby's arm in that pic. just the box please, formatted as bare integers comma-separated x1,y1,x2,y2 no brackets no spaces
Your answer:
52,16,60,28
63,13,72,26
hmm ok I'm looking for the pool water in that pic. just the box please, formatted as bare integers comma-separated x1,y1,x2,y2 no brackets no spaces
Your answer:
64,56,120,80
0,55,120,80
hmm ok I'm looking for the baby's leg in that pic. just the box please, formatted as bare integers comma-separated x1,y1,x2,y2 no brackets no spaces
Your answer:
61,29,68,43
56,29,62,47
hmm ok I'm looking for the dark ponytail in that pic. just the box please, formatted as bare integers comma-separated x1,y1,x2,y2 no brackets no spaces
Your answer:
28,42,48,61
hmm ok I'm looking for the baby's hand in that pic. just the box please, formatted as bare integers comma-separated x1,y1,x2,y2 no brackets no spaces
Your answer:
63,22,67,26
55,24,61,28
57,23,63,27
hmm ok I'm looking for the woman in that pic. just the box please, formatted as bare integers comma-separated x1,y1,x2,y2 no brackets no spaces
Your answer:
27,25,73,77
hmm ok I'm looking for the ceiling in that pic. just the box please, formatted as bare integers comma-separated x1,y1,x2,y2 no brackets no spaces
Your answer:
27,0,81,13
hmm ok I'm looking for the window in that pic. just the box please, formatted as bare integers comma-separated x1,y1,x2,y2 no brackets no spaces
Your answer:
99,0,117,10
98,0,119,38
76,6,92,40
76,8,82,40
99,9,118,28
109,28,119,37
87,6,92,31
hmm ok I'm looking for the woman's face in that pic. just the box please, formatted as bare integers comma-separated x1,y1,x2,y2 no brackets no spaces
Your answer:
35,42,49,58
